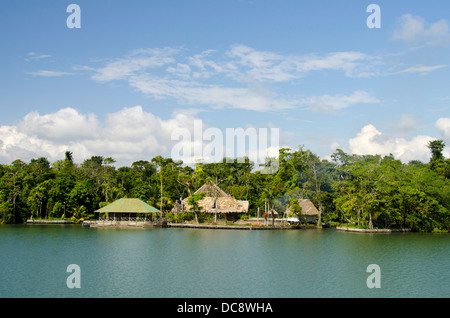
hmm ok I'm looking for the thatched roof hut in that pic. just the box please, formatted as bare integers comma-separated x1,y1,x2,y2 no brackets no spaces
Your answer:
173,181,249,214
285,199,319,223
194,182,228,197
297,199,319,216
286,199,319,216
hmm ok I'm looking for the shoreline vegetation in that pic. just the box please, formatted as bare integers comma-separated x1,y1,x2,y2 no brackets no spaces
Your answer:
1,140,449,233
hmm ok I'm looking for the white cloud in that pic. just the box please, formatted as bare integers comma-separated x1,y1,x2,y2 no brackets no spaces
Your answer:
226,46,379,80
85,45,383,112
25,53,52,62
0,106,195,166
435,117,450,141
396,114,418,132
0,125,69,164
91,47,180,82
294,51,379,78
394,64,448,75
18,108,99,141
0,106,284,168
226,44,296,82
392,14,450,46
348,124,434,162
27,70,73,77
302,90,380,114
128,75,296,111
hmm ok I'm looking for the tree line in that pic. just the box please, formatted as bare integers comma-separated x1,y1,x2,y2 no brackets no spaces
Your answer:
0,140,448,232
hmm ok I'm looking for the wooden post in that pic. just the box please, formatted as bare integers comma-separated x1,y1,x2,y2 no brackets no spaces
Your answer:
257,207,260,225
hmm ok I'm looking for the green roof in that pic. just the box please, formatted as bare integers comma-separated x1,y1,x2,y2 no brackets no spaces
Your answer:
95,198,161,214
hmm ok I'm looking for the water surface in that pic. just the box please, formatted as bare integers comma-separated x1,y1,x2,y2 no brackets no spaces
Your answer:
0,225,448,298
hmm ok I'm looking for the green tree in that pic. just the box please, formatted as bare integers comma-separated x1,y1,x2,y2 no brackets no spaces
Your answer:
187,192,206,225
68,180,95,213
289,198,303,224
71,205,91,224
427,139,445,162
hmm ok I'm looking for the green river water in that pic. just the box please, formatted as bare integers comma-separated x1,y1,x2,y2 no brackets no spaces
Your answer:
0,225,448,298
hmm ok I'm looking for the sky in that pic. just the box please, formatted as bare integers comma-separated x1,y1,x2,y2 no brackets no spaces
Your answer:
0,0,449,167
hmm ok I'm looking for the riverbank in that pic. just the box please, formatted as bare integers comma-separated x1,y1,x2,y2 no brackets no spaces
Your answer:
25,220,414,232
336,226,411,233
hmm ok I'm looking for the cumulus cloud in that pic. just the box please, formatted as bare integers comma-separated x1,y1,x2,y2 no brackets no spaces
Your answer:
0,106,282,167
348,124,435,163
0,125,71,164
0,106,196,166
392,14,450,46
435,117,450,140
18,108,99,141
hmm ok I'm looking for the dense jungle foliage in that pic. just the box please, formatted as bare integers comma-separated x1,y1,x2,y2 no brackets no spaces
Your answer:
0,140,448,232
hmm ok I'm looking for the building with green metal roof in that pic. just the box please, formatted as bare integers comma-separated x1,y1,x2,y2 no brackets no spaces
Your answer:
95,198,161,219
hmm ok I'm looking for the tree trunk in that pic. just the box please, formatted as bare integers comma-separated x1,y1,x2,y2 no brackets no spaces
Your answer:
257,207,260,225
357,208,361,228
272,207,275,226
317,201,323,228
195,211,199,225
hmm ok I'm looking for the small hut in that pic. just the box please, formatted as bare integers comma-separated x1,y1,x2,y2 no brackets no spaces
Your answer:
95,198,161,222
173,181,249,221
285,199,320,224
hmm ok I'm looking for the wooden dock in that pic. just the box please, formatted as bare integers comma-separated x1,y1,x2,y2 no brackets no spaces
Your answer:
26,219,75,224
336,226,411,233
84,220,168,228
168,223,300,230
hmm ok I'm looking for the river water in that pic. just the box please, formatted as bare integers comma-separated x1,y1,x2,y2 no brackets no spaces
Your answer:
0,225,448,298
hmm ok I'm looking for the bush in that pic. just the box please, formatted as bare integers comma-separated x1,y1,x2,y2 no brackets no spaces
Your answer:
432,227,447,233
173,212,195,223
164,212,175,222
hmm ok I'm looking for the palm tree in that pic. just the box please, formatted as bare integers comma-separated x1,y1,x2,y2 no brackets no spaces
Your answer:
427,139,445,162
71,205,90,224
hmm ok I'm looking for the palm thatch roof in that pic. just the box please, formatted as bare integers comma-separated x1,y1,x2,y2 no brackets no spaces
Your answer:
174,181,249,214
286,199,319,216
95,198,161,214
194,182,228,197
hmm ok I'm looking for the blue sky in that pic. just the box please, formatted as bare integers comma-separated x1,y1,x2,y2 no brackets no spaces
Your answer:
0,0,449,166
